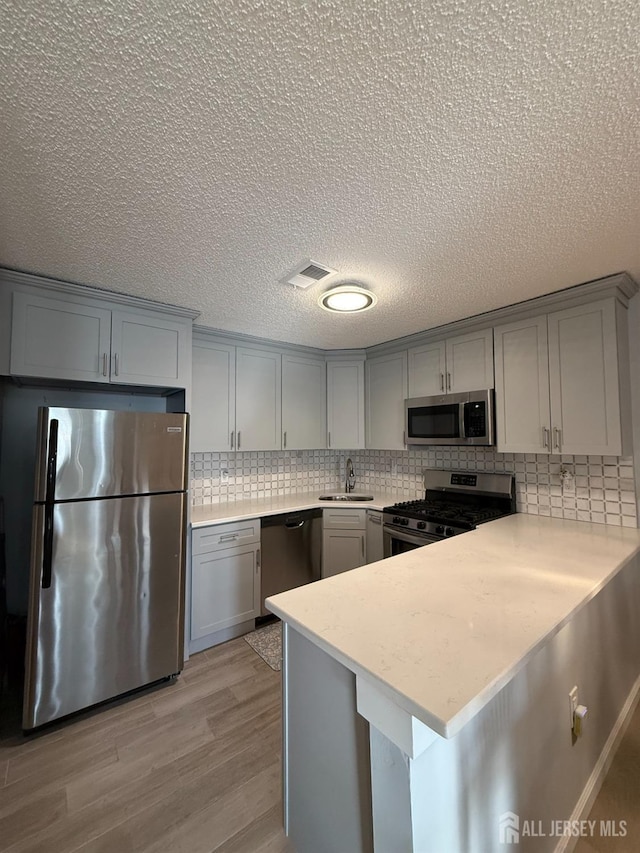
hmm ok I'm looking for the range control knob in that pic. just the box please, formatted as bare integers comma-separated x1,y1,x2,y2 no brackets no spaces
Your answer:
445,527,455,537
393,516,401,525
417,521,426,530
435,525,444,535
402,518,410,526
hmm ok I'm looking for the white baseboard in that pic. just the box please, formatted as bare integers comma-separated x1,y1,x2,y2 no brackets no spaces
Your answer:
555,673,640,853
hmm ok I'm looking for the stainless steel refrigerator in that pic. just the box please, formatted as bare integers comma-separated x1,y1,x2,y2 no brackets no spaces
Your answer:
23,407,188,730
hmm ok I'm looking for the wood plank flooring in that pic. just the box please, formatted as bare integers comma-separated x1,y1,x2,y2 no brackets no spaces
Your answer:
0,638,292,853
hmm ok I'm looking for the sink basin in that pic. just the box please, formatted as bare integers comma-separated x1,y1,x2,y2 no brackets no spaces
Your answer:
319,493,375,501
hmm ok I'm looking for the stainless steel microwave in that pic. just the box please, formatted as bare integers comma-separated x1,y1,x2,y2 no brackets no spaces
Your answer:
404,389,495,446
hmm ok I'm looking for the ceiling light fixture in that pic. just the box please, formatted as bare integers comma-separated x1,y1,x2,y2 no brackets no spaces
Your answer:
318,285,377,313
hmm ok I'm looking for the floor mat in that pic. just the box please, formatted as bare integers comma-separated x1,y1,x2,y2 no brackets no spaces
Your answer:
243,621,282,671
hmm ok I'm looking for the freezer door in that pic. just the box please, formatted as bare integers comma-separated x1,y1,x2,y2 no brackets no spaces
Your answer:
34,408,188,501
23,492,186,729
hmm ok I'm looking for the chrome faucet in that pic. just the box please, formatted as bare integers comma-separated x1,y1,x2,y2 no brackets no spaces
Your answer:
345,457,356,493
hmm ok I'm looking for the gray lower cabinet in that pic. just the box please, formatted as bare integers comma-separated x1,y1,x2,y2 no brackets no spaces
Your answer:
366,510,384,564
190,520,261,652
322,508,367,578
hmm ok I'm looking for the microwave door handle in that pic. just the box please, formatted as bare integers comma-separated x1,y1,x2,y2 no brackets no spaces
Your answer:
459,403,466,439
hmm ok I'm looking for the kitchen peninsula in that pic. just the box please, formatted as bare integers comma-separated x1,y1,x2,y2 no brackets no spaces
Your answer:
266,515,640,853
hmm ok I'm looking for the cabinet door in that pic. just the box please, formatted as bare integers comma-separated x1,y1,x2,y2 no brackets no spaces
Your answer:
191,341,236,452
236,346,282,451
494,317,551,453
191,544,259,640
548,300,622,456
366,511,384,564
282,354,327,450
11,291,112,383
110,310,190,388
446,328,494,392
407,341,446,397
321,530,366,578
327,360,365,449
366,352,408,450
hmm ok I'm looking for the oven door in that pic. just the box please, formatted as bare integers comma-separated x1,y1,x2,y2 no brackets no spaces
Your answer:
383,525,441,558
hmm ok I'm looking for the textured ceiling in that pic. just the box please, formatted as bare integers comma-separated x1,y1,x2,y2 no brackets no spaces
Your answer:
1,0,639,349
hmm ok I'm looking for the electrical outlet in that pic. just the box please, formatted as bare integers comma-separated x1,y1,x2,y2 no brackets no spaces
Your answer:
391,459,398,476
221,468,229,483
569,686,578,727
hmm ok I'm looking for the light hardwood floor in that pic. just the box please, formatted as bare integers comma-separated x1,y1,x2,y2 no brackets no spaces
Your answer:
0,638,292,853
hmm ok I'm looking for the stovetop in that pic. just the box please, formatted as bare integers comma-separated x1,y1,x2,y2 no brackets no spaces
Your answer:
383,468,516,539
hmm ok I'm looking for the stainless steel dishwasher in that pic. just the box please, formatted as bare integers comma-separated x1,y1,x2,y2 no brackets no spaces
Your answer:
259,509,322,616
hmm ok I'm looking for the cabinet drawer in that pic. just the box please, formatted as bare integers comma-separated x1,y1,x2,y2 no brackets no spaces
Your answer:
323,508,367,530
192,518,261,553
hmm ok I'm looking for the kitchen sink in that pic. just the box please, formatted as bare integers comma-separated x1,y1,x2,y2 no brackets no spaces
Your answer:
319,493,375,501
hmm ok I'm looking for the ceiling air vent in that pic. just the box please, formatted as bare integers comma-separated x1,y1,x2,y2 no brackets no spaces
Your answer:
282,259,337,290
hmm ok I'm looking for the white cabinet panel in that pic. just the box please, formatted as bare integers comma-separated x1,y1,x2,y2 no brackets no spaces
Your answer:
191,341,236,452
282,354,327,450
236,346,282,451
366,352,408,450
191,543,260,639
446,328,494,392
407,342,446,397
494,317,551,453
327,359,365,449
110,310,189,388
11,292,112,383
322,530,366,578
548,300,622,456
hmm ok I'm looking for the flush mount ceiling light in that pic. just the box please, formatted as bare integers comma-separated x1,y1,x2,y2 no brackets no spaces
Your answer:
318,285,377,313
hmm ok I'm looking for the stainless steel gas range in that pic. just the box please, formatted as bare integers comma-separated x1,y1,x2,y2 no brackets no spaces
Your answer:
382,469,515,558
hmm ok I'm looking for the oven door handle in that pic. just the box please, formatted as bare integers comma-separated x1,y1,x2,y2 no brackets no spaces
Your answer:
384,526,441,547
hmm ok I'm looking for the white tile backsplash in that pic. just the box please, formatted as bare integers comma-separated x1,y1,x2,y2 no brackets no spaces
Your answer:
190,447,638,527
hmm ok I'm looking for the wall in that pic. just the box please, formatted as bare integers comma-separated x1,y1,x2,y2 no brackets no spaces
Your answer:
190,447,638,527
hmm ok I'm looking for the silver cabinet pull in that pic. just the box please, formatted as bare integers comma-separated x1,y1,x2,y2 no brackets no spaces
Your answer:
256,548,260,571
440,373,444,392
553,427,561,450
237,431,241,449
102,352,108,377
446,372,451,391
542,426,549,448
230,430,234,450
283,431,287,449
219,533,238,542
113,353,119,376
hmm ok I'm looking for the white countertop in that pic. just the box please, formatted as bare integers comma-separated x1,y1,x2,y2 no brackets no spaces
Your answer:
266,514,640,739
191,491,407,526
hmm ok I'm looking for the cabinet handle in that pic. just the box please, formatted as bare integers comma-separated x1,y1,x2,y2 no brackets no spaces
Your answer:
113,353,119,376
440,373,444,392
446,372,451,391
542,426,549,449
553,427,561,450
102,352,108,377
219,533,238,542
256,548,261,571
328,432,331,448
230,430,234,450
283,431,287,449
237,431,241,450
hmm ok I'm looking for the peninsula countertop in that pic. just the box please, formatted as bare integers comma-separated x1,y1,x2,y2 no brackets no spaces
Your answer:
190,490,409,527
266,513,640,739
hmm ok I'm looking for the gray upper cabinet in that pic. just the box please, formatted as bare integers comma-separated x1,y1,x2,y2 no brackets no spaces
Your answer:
494,299,630,456
191,340,236,452
366,351,408,450
408,328,493,397
326,359,365,449
236,346,282,451
11,290,192,388
282,353,327,450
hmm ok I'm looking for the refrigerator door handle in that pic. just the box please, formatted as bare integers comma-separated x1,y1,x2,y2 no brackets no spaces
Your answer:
42,419,59,589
